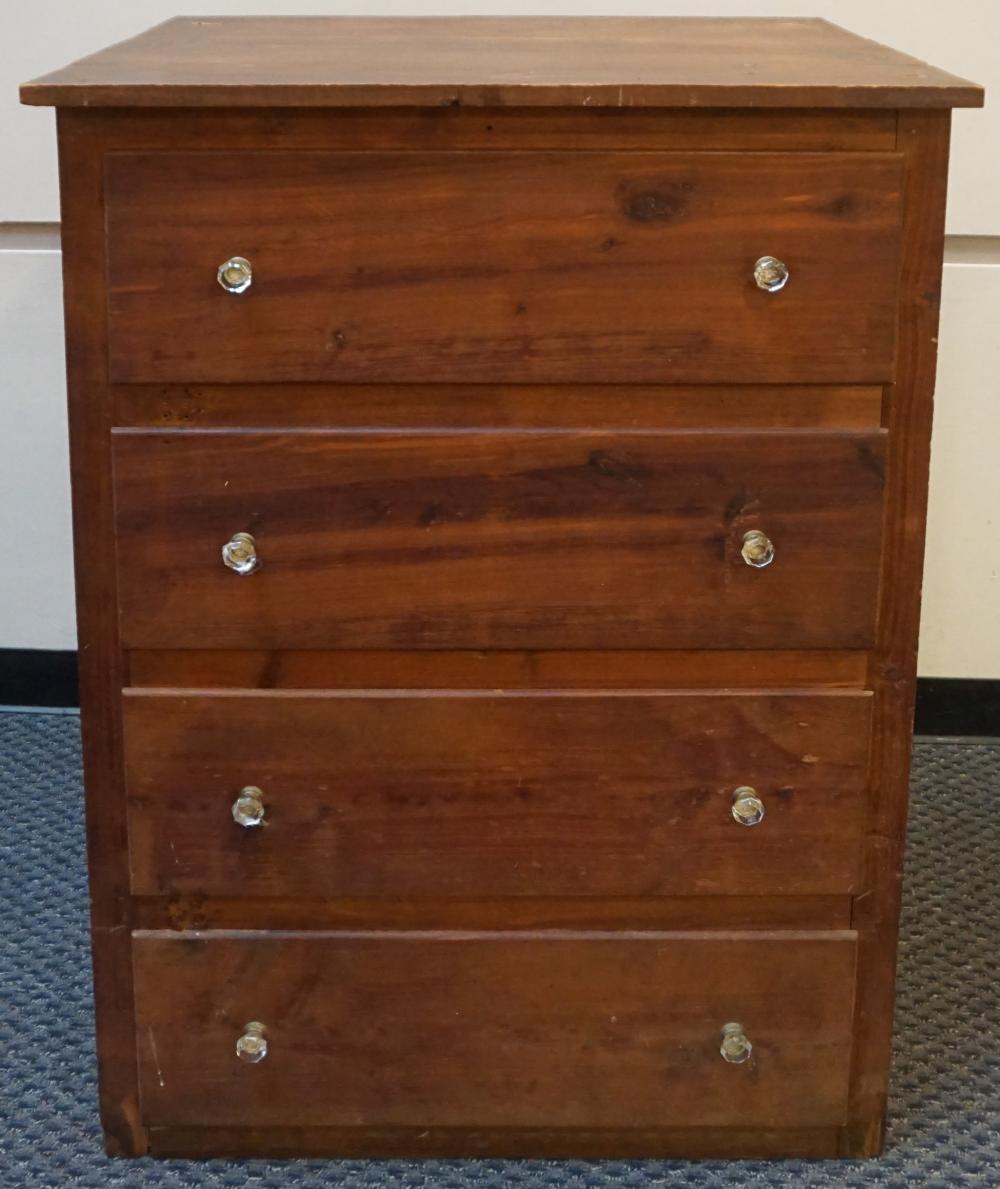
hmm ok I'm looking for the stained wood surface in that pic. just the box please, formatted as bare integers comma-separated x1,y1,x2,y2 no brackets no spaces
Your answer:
842,110,953,1158
42,73,969,1158
55,111,147,1156
124,689,872,899
146,1123,843,1160
113,429,886,651
105,151,903,386
82,107,902,155
132,930,858,1129
21,17,983,109
116,384,884,431
126,648,870,691
130,894,853,935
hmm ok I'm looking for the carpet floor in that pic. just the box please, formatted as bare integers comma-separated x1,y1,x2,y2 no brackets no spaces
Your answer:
1,710,998,1187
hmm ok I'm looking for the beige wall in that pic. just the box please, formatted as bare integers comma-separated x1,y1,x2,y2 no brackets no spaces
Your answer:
0,5,995,675
921,247,1000,678
0,232,74,650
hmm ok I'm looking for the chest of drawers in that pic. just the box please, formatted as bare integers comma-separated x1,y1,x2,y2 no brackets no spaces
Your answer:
22,16,982,1160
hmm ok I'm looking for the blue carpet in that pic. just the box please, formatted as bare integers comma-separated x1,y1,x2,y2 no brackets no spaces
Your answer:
1,711,998,1186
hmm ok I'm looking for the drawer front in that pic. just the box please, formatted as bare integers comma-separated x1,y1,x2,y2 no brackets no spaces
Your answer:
113,429,886,650
124,690,872,899
133,931,857,1129
105,150,902,385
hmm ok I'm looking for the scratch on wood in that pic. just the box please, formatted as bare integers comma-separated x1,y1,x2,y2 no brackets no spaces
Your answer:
147,1026,165,1088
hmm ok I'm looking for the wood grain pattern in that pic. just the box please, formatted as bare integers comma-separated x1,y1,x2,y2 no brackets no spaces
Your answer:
130,894,853,934
842,110,953,1158
55,111,146,1157
34,27,979,1157
146,1123,843,1160
21,17,983,109
124,689,872,899
76,107,902,155
132,930,858,1129
113,429,887,651
105,150,902,385
126,648,870,691
115,384,884,431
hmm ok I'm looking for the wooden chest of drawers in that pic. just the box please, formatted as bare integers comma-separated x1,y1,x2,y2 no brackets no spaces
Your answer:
22,16,982,1160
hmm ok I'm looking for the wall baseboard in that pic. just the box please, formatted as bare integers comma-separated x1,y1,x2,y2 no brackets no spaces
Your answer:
912,677,1000,738
0,649,80,709
0,649,997,736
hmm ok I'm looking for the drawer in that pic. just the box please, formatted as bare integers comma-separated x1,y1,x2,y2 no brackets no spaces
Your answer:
133,930,857,1129
105,150,902,385
113,429,886,650
124,689,872,899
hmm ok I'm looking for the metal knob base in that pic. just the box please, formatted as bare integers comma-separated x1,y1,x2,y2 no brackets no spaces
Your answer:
232,786,266,828
222,531,259,575
741,530,775,569
753,255,789,293
720,1022,753,1064
731,787,766,827
236,1021,268,1063
218,256,253,294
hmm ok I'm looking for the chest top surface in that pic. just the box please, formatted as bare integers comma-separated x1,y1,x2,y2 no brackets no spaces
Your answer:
21,16,982,111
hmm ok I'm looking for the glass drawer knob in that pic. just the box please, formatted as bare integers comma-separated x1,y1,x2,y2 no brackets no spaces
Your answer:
222,531,258,575
236,1021,268,1064
731,787,765,827
754,255,789,292
232,786,266,828
741,530,774,569
218,256,253,294
720,1022,753,1064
